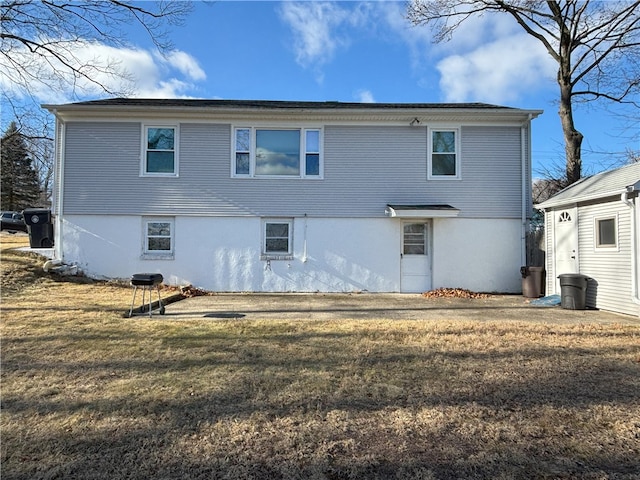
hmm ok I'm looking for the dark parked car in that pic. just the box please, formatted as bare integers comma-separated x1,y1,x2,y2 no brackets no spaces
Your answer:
1,211,28,233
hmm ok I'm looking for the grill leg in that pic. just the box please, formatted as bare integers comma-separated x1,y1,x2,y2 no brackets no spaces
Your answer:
129,285,138,318
155,285,164,315
148,286,153,318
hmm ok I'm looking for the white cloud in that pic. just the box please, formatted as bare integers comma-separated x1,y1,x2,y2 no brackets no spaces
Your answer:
384,7,556,104
437,33,556,103
279,1,350,77
163,50,206,82
355,89,375,103
0,39,206,103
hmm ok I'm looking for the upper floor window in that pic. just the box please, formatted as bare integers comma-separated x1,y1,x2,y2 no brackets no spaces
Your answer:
429,128,460,179
233,127,322,178
143,125,178,176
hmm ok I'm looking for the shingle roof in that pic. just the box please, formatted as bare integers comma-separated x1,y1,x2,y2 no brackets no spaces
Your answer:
536,162,640,209
53,98,513,110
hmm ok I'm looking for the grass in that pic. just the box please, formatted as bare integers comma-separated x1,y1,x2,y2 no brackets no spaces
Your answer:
1,233,639,479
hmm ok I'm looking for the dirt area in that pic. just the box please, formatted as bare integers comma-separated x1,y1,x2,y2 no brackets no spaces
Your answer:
161,291,639,325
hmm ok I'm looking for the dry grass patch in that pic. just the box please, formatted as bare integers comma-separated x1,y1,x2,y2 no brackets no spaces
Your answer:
2,234,639,479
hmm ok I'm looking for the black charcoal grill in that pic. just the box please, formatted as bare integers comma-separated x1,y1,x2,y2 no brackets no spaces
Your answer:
128,273,165,318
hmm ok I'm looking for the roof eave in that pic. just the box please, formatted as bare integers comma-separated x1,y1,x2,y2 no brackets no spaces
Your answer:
536,187,630,210
42,101,543,123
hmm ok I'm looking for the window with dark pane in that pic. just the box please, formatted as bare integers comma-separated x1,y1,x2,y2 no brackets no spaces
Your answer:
305,129,320,176
235,128,250,175
432,130,456,176
596,218,616,247
265,222,290,253
147,222,171,251
146,127,175,173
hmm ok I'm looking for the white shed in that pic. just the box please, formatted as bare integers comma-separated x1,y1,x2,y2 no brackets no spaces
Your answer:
536,163,640,317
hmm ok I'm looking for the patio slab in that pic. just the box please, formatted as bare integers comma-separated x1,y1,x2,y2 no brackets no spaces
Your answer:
158,293,639,325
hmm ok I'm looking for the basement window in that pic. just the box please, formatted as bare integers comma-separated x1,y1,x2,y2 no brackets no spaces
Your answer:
142,217,175,259
261,219,293,260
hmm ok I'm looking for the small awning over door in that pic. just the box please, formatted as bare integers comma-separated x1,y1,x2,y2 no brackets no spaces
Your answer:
385,204,460,218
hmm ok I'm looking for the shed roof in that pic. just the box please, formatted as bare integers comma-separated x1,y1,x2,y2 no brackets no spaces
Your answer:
536,162,640,209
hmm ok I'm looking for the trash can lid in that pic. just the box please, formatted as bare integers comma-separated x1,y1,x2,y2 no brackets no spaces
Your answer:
557,273,589,279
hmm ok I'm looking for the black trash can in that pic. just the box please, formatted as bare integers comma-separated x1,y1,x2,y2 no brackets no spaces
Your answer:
23,208,54,248
521,266,545,298
558,273,589,310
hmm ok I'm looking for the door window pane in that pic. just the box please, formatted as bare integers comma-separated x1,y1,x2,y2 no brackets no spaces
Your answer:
404,223,426,255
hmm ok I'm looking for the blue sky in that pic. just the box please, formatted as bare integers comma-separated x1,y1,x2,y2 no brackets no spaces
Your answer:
5,1,638,178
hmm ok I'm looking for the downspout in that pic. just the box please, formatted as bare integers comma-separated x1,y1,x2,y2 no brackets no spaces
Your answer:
520,115,531,267
621,188,640,305
52,110,65,262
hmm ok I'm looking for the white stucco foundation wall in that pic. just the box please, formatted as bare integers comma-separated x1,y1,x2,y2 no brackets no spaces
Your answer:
431,218,523,293
60,215,401,292
59,215,523,293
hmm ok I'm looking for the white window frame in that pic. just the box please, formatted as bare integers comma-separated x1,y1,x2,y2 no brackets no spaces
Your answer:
428,127,461,180
141,124,179,177
594,215,618,250
232,126,323,179
142,217,175,259
261,218,294,260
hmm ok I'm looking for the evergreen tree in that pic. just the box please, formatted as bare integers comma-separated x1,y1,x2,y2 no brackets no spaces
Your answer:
1,122,40,211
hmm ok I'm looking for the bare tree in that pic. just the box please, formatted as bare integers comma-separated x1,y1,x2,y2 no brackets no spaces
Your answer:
407,0,640,185
1,0,192,202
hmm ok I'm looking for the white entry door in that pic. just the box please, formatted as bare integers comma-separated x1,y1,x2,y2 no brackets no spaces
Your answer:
401,222,431,293
554,207,579,287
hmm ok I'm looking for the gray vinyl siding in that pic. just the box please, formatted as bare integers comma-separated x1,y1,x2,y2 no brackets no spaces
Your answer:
577,199,637,316
62,122,526,218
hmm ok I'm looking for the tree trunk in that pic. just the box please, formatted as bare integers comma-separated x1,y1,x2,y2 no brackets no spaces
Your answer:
559,79,583,185
555,4,583,186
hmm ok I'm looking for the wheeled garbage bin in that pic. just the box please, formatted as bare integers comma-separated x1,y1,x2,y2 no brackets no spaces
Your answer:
521,266,545,298
558,273,589,310
22,208,54,248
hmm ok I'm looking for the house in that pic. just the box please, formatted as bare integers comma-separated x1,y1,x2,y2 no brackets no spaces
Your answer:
536,163,640,317
42,99,542,293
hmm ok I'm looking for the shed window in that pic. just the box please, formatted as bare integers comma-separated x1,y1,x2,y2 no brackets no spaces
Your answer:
595,217,616,248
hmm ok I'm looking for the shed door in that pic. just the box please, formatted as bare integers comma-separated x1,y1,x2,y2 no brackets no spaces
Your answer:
554,207,579,282
401,222,431,293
